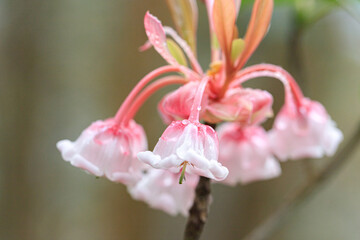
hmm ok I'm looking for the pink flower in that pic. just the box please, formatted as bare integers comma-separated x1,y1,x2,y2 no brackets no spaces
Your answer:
138,120,228,181
203,88,273,125
128,168,199,216
217,123,281,185
269,98,343,160
57,119,148,185
158,81,204,124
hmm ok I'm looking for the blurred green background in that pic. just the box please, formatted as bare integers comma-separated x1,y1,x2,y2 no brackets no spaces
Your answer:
1,0,360,239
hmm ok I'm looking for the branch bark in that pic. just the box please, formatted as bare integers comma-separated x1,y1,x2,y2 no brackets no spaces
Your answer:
183,176,211,240
242,122,360,240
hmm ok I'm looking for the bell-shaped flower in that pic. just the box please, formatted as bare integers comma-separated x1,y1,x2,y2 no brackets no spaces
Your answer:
128,168,199,216
57,119,148,185
158,81,202,124
268,98,343,160
203,87,273,125
138,119,228,181
217,123,281,185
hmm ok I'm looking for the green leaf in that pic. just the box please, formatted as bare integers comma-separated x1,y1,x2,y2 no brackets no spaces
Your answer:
166,38,188,67
231,38,245,62
212,33,220,50
295,0,340,25
166,0,198,53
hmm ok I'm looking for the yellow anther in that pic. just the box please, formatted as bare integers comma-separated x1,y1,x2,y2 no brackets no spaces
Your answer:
206,61,223,77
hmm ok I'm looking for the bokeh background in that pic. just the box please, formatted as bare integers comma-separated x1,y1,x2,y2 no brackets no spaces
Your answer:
1,0,360,239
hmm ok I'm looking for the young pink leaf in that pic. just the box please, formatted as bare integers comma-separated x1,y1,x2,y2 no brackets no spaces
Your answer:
144,12,178,66
235,0,273,70
212,0,236,64
138,40,152,52
206,0,241,29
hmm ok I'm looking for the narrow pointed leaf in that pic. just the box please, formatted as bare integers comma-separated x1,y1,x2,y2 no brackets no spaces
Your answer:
213,0,236,63
235,0,273,70
144,12,178,66
166,0,198,53
231,38,245,63
166,38,188,67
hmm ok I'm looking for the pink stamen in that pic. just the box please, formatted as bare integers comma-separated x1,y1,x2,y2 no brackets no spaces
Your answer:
189,77,209,122
114,65,189,124
123,76,188,124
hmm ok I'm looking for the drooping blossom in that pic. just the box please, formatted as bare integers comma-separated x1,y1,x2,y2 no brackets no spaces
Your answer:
57,119,148,185
231,64,343,160
268,98,343,160
138,77,229,182
57,119,147,184
128,168,199,216
217,123,281,185
138,119,228,181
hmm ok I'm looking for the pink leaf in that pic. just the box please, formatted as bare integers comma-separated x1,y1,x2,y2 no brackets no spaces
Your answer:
212,0,236,63
235,0,273,70
234,0,241,18
144,12,178,66
138,40,152,52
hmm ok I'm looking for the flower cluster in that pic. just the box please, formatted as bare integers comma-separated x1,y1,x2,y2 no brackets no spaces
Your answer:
57,0,343,216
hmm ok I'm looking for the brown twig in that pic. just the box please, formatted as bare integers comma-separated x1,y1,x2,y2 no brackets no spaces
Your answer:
183,176,211,240
242,122,360,240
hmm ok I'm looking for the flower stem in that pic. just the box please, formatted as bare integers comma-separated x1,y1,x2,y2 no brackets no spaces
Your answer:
183,176,211,240
188,77,209,122
122,76,187,124
231,64,304,108
114,65,183,124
